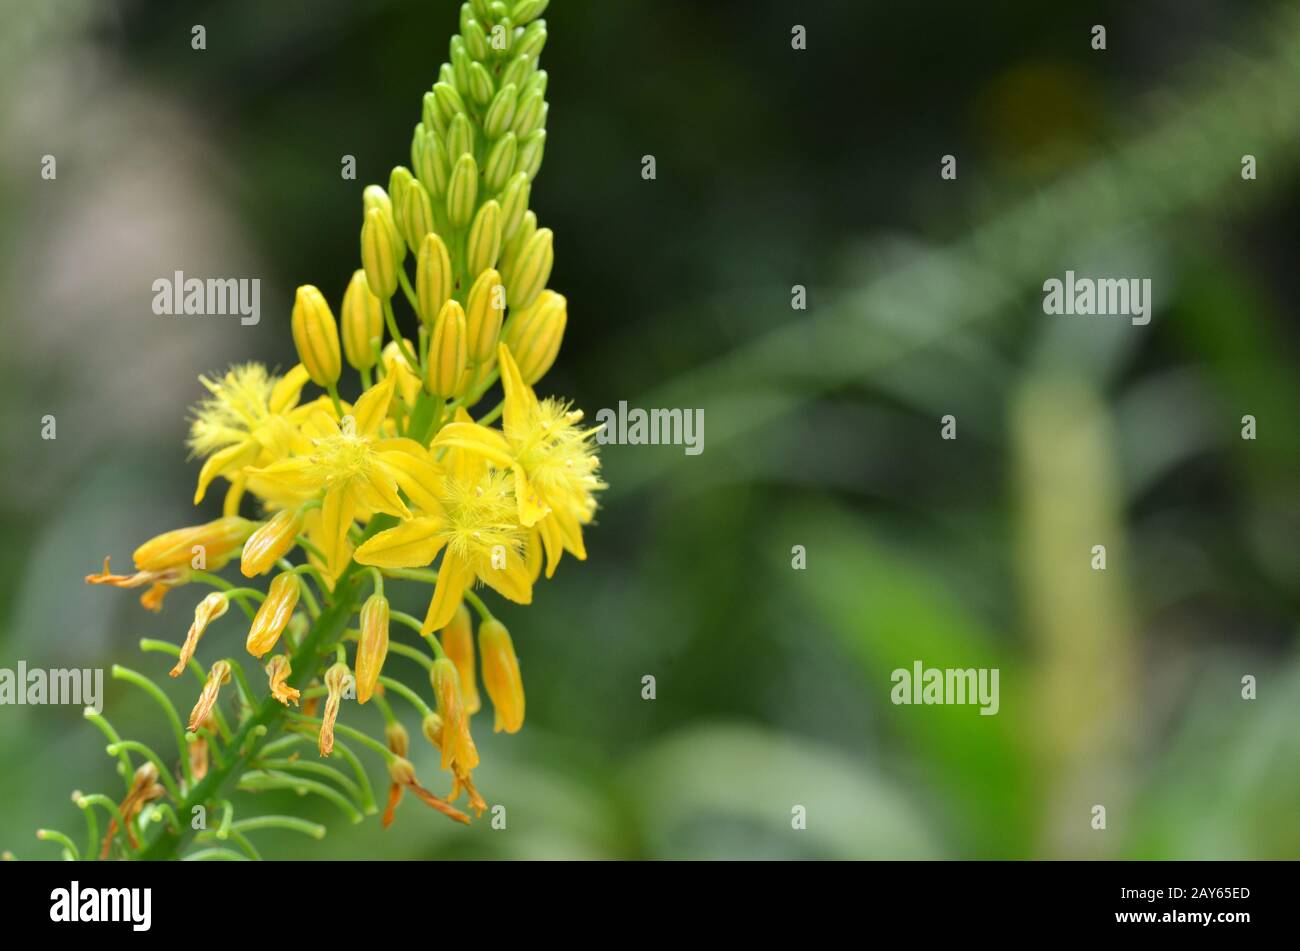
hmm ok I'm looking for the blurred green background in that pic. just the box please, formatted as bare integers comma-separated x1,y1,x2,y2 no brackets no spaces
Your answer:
1,0,1297,859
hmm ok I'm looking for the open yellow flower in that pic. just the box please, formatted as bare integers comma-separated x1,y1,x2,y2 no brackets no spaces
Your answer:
187,363,317,511
244,373,443,582
354,424,532,633
434,344,604,578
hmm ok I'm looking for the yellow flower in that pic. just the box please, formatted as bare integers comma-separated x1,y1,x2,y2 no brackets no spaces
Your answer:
441,604,480,714
355,594,390,704
245,373,443,582
434,343,604,578
188,660,231,732
353,425,532,634
187,363,315,507
265,655,300,707
478,617,524,733
171,592,229,677
430,658,479,780
245,572,300,658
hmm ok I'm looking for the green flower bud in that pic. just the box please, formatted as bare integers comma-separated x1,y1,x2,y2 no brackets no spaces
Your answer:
416,232,454,326
341,269,383,370
512,0,549,27
470,0,492,22
498,171,531,240
466,268,506,364
500,209,536,278
493,17,515,57
447,113,475,162
414,129,450,199
433,82,467,126
361,207,402,299
438,63,456,90
500,53,534,93
515,128,546,181
505,227,552,312
521,68,548,101
468,60,495,107
291,285,342,386
398,177,435,253
512,87,545,138
422,90,444,136
389,166,414,220
467,200,503,276
446,153,479,229
515,20,547,60
450,36,472,92
484,83,518,140
504,288,566,384
484,131,518,192
425,299,468,398
463,19,489,61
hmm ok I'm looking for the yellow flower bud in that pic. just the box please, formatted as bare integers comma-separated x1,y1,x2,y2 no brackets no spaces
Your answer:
430,658,479,774
505,227,553,313
246,572,301,658
291,285,342,387
355,594,390,704
385,720,410,758
446,153,479,228
265,654,300,707
188,660,231,732
504,289,566,384
341,270,383,370
421,712,444,749
466,200,503,277
498,171,531,242
426,300,468,398
441,605,480,714
413,125,449,198
399,177,435,253
133,517,253,574
241,509,303,577
465,268,505,364
364,185,405,255
171,592,229,678
478,617,524,733
484,132,517,192
415,233,453,326
362,206,402,299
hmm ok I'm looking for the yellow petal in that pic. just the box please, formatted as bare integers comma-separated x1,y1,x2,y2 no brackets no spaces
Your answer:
376,449,444,515
536,515,564,579
222,476,248,518
354,518,446,569
351,370,397,437
497,343,538,436
478,549,533,605
435,422,515,468
269,364,311,414
550,505,588,561
245,457,321,496
194,440,259,505
320,486,358,579
422,552,473,634
512,464,551,527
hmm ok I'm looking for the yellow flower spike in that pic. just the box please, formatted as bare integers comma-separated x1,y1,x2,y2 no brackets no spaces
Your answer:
425,299,468,399
341,270,384,371
465,268,505,364
362,207,402,299
503,289,567,385
240,508,304,577
430,658,479,775
245,572,301,658
265,654,300,707
171,592,229,677
319,662,351,757
442,604,480,714
415,232,454,326
133,517,254,573
291,285,342,387
355,594,390,704
478,617,524,733
188,660,231,732
466,199,503,276
505,226,553,313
